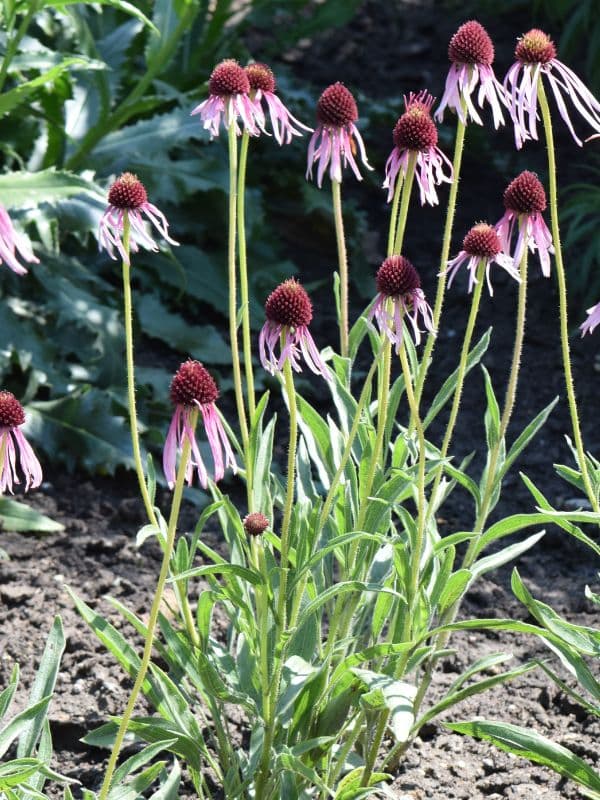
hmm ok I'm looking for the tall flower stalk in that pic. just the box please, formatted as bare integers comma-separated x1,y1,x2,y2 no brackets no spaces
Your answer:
237,129,256,420
537,81,599,513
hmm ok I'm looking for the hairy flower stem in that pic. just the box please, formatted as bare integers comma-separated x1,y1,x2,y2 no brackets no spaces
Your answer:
401,250,530,752
98,432,193,799
291,352,381,637
332,180,350,359
392,152,417,255
227,124,252,508
414,117,467,407
537,81,599,513
427,263,485,514
121,215,159,529
255,357,298,798
387,174,403,256
361,344,426,789
237,130,257,420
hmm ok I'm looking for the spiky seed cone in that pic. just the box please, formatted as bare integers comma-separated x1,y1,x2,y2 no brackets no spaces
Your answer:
393,109,438,151
245,62,276,94
208,59,250,97
108,173,148,209
503,171,547,214
376,255,421,297
463,223,502,258
448,20,495,66
264,279,313,327
243,512,269,536
515,29,556,65
170,360,219,407
316,83,358,127
0,391,25,428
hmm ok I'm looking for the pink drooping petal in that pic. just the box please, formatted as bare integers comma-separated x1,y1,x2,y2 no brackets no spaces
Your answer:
162,409,180,488
306,122,371,187
435,62,508,127
99,200,178,264
0,206,39,276
12,427,42,491
262,92,311,145
580,300,600,336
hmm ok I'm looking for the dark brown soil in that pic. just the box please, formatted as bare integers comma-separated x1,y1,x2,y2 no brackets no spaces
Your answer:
1,1,599,798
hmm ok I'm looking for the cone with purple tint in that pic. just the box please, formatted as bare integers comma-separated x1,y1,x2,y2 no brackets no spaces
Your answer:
259,279,330,379
191,59,263,138
163,360,237,489
445,222,519,295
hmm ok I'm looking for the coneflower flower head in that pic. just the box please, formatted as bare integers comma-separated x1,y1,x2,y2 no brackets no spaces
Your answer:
163,360,236,490
243,511,269,536
505,28,600,147
384,91,453,205
99,172,178,265
0,391,42,494
435,20,508,128
580,301,600,337
369,255,435,350
245,62,311,145
495,171,554,276
444,222,519,295
191,59,262,138
259,279,330,379
0,205,39,276
306,82,372,186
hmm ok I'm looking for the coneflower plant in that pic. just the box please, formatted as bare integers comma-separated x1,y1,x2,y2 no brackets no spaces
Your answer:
62,18,600,800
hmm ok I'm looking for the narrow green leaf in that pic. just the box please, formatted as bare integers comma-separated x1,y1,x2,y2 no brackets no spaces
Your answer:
0,499,64,533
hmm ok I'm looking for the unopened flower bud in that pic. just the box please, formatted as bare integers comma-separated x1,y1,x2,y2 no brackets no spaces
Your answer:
243,512,269,536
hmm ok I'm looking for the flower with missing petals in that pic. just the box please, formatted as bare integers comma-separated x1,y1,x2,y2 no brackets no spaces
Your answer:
0,205,39,276
0,391,42,494
163,361,237,490
444,222,519,295
505,29,600,147
245,62,311,145
580,302,600,337
369,256,435,350
384,91,453,206
99,173,178,265
191,59,262,139
243,512,269,537
259,279,330,379
306,82,372,186
495,171,554,277
435,20,508,128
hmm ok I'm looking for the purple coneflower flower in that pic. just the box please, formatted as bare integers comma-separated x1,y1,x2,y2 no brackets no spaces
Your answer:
259,279,330,379
245,62,311,145
580,302,600,337
191,59,261,139
0,205,39,276
505,28,600,148
435,20,508,128
163,360,236,490
99,173,178,265
384,91,453,206
369,255,435,350
445,222,519,295
0,391,42,494
306,82,372,187
495,171,554,277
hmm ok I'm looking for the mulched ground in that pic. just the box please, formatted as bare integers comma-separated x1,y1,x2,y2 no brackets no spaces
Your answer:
1,1,599,797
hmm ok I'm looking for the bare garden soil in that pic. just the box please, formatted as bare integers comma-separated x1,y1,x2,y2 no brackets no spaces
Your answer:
1,1,599,797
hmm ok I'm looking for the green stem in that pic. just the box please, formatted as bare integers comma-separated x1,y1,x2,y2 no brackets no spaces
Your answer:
121,215,159,529
255,356,298,798
361,342,427,788
392,153,417,255
414,117,467,408
98,431,193,799
427,263,485,513
387,174,403,257
227,125,251,488
237,130,256,421
0,1,41,93
332,180,350,359
537,81,599,513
